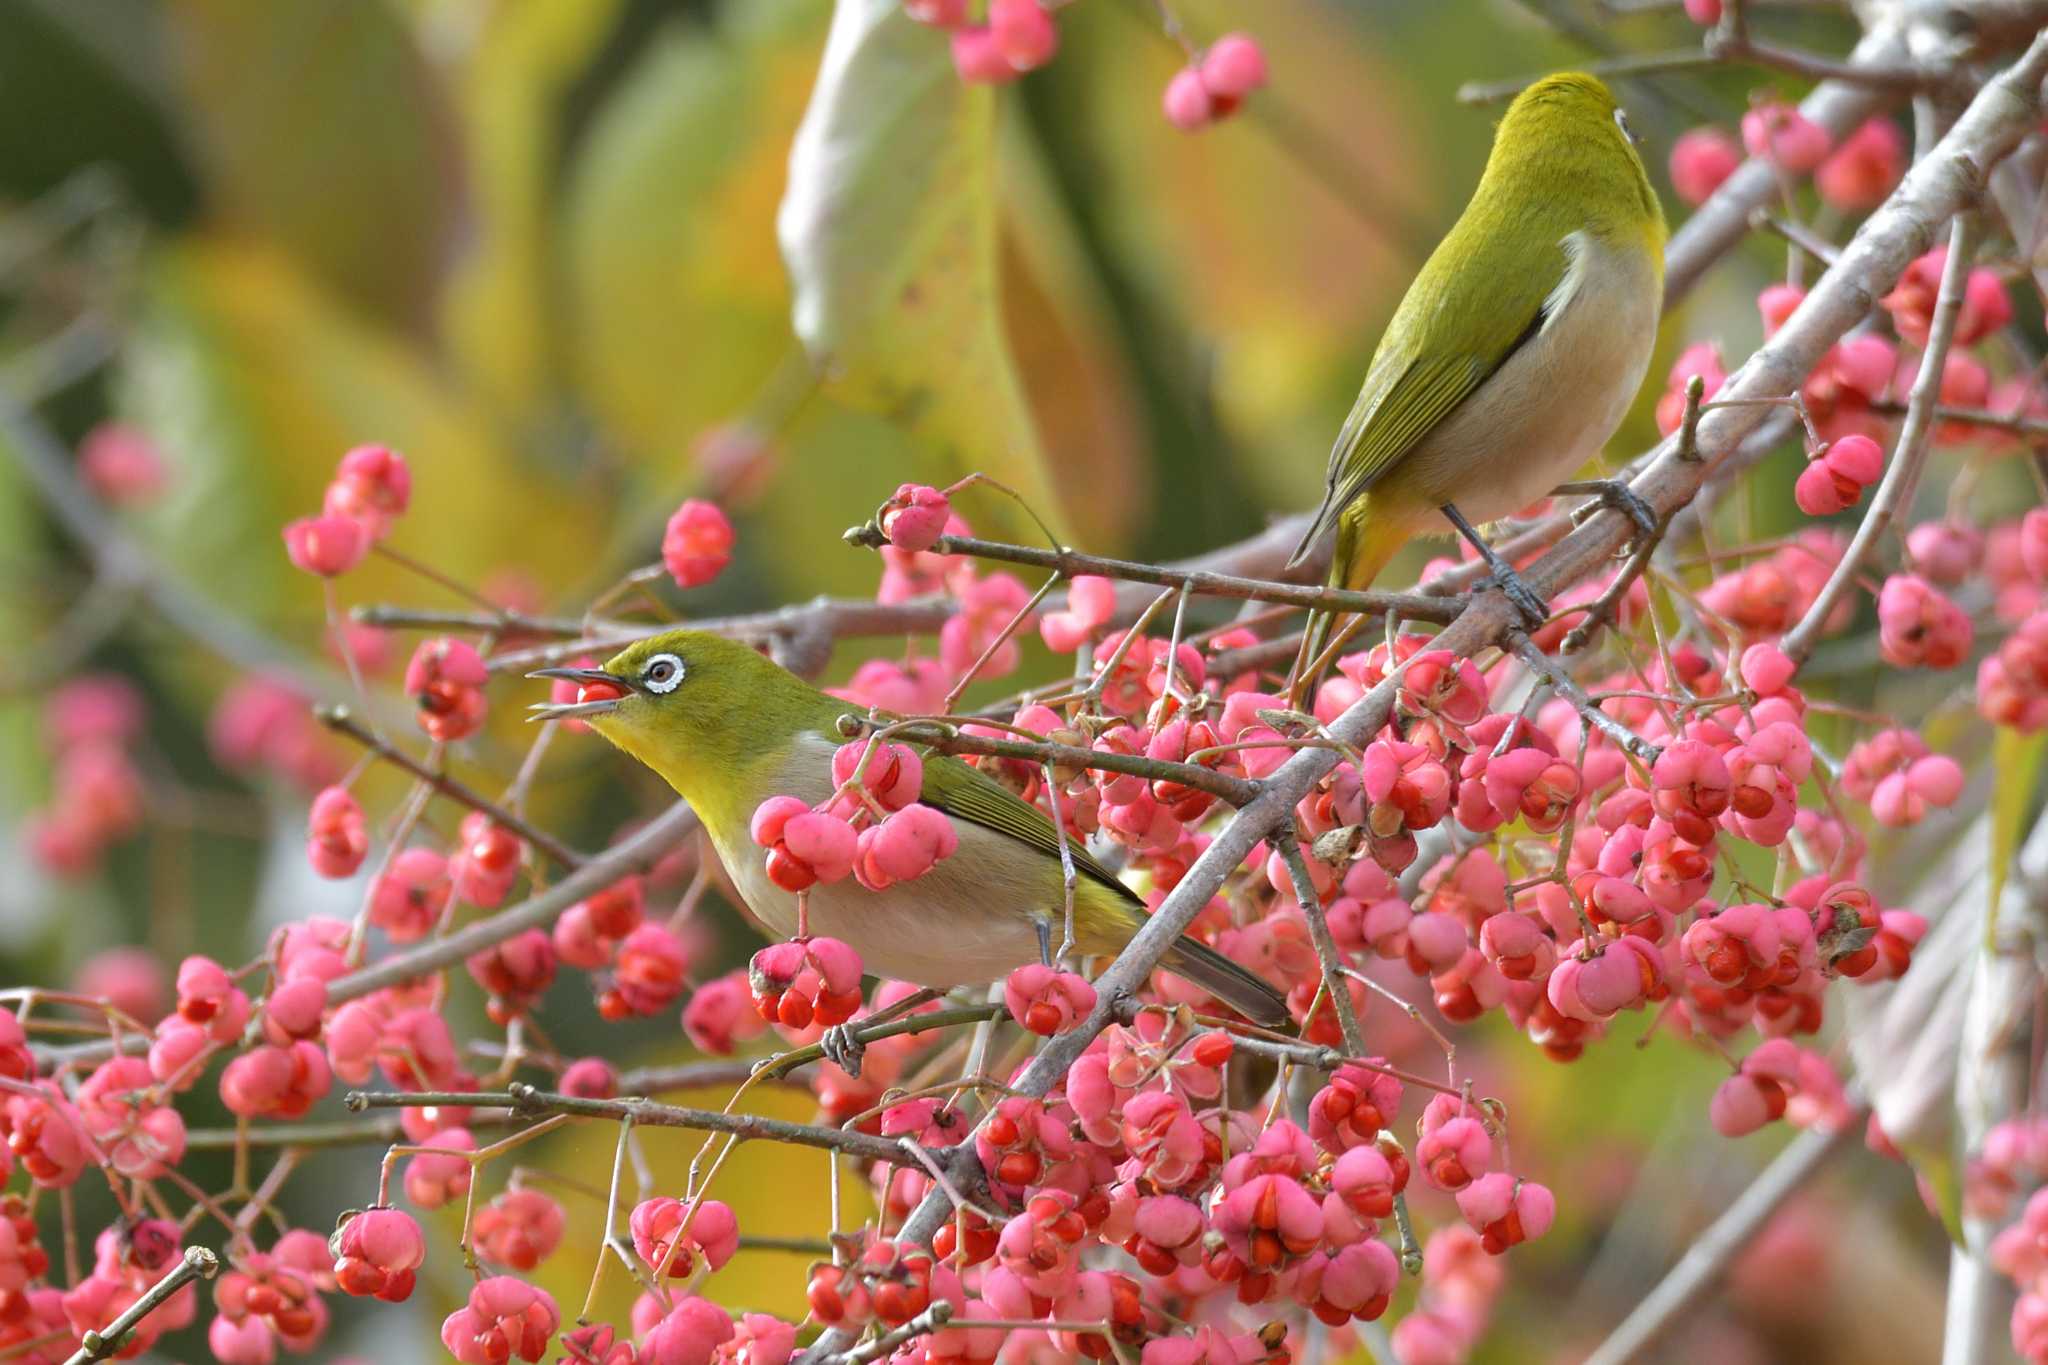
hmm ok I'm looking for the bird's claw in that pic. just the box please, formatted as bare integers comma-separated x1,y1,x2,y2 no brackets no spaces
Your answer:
1483,570,1551,630
1564,479,1660,541
820,1023,865,1078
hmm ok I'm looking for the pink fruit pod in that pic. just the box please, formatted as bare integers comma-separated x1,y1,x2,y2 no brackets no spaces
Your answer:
261,977,328,1046
1739,642,1797,696
1742,101,1830,173
1794,461,1850,517
440,1275,559,1364
831,740,924,810
325,444,412,538
853,802,958,890
1455,1173,1556,1255
661,498,735,589
1668,127,1740,206
1199,33,1268,99
988,0,1057,70
904,0,967,25
282,514,366,577
1004,964,1098,1037
1416,1115,1491,1192
1710,1072,1785,1137
951,26,1018,85
306,785,368,878
1816,117,1903,211
1162,67,1214,130
1823,433,1884,486
878,483,952,552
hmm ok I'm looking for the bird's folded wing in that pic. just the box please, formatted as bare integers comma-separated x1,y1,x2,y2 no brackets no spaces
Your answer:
919,754,1145,907
1291,224,1566,566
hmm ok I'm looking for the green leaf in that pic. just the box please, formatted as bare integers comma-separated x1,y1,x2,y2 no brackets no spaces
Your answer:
777,0,1056,537
1988,726,2048,939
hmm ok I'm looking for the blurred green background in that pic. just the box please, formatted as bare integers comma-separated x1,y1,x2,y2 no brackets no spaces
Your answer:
0,0,1963,1360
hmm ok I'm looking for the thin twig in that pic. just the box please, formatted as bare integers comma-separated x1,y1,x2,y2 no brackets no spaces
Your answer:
346,1086,925,1169
316,706,585,868
63,1246,219,1364
1278,836,1367,1056
1783,211,1981,664
1581,1116,1866,1365
841,524,1464,624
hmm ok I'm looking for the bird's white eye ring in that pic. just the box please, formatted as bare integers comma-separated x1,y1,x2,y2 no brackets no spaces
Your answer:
1614,107,1641,146
642,653,685,694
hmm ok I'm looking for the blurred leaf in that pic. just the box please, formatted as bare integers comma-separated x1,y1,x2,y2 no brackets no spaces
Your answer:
122,238,609,647
1048,0,1428,515
1988,726,2047,933
438,0,624,425
778,0,1056,537
0,3,199,224
563,4,823,476
164,0,463,332
996,122,1149,549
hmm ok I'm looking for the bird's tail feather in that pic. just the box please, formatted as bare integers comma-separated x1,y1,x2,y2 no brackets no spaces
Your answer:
1164,938,1290,1028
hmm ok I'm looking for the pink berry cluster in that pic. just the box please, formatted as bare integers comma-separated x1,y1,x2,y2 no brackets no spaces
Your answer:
749,738,959,895
907,0,1061,86
20,674,147,879
280,444,411,579
900,2,1269,135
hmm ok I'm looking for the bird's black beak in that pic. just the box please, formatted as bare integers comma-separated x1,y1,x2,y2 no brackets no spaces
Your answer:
526,666,630,721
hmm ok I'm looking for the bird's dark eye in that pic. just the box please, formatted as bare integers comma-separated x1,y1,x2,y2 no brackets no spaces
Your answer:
642,652,685,694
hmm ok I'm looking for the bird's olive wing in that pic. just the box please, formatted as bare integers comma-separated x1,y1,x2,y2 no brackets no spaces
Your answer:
1292,217,1567,566
918,754,1144,906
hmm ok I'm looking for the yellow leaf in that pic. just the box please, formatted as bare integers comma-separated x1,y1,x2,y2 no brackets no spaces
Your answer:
438,0,625,423
164,0,462,331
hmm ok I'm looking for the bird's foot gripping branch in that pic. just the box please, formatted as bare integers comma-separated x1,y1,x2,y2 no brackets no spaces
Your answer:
7,6,2048,1365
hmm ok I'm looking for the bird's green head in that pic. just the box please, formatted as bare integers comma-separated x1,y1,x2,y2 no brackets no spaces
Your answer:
528,629,845,806
1493,72,1664,247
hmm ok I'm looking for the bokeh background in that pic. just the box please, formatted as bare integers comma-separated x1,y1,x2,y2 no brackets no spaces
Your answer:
0,0,1970,1359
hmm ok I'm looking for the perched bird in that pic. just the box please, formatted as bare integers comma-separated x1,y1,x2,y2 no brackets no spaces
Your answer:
531,630,1289,1027
1290,72,1667,677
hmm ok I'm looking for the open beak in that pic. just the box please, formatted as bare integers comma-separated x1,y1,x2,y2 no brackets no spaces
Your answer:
526,666,629,721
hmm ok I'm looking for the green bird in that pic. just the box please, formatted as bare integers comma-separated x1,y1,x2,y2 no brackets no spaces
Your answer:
1290,72,1667,678
531,631,1289,1027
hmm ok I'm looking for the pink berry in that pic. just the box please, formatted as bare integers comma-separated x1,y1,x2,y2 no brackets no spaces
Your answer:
950,25,1017,84
282,514,367,577
1162,68,1214,131
1817,118,1904,211
1669,127,1741,206
1199,33,1268,101
878,484,952,553
988,0,1057,70
661,498,735,589
1742,101,1830,174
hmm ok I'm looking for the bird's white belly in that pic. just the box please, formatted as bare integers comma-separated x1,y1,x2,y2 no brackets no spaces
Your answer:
1408,231,1660,528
